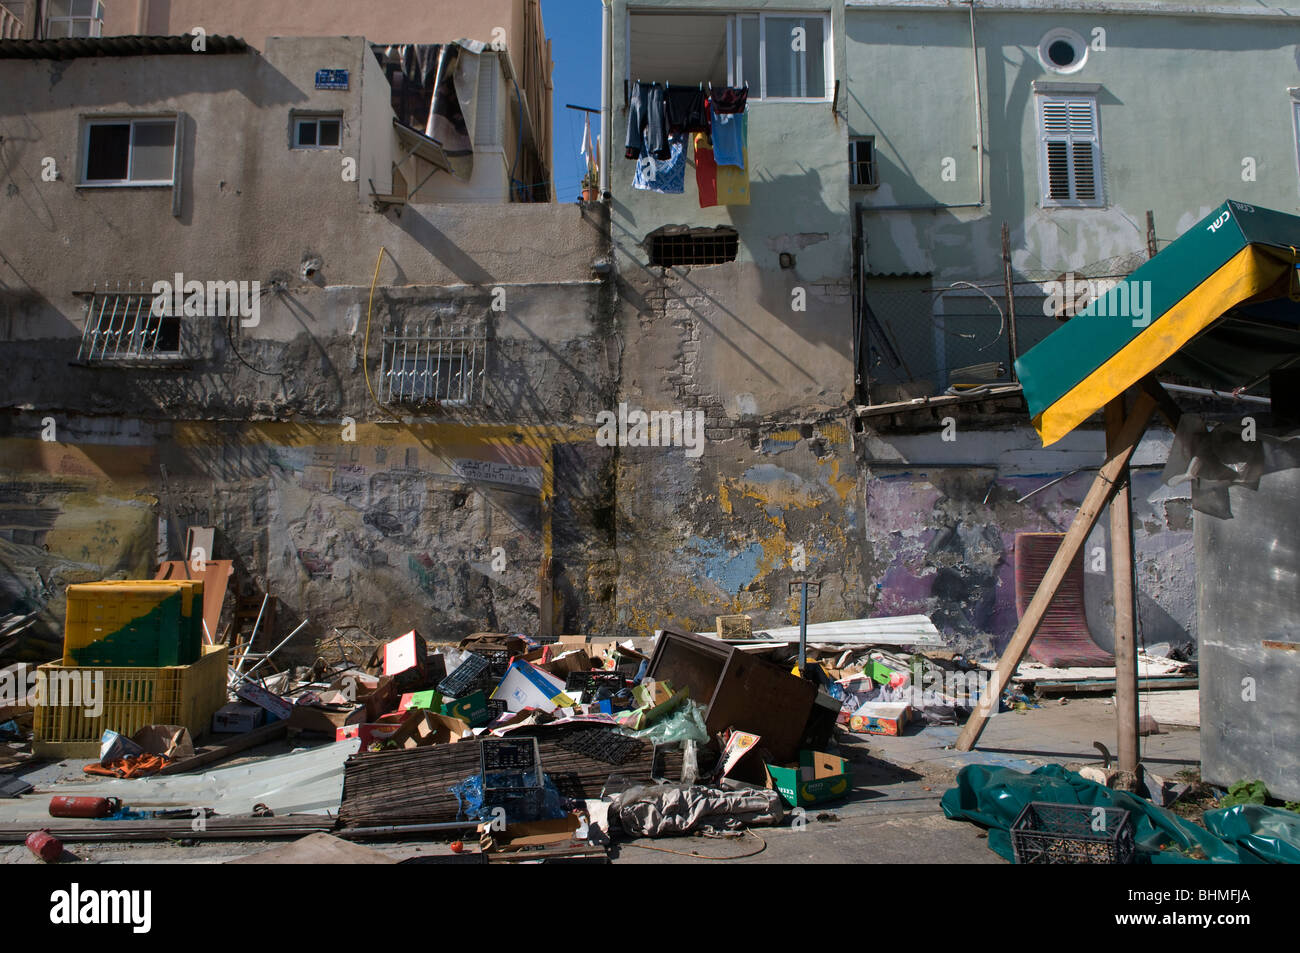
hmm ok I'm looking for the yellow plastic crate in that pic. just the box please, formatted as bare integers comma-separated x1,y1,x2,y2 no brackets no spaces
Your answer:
32,644,229,759
64,580,203,666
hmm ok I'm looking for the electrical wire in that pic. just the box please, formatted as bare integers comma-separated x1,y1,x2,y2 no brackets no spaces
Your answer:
226,311,280,377
621,827,767,860
362,246,390,413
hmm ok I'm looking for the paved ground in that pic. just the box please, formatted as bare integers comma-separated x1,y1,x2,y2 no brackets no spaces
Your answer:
0,696,1200,864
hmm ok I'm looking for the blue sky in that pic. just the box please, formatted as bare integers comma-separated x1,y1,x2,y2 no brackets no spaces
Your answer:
542,0,603,203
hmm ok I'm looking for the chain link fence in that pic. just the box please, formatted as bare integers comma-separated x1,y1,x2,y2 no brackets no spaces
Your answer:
861,256,1147,405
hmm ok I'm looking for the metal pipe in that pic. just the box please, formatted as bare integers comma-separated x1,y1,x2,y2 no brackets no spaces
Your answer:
600,0,612,195
1159,382,1271,406
231,618,309,688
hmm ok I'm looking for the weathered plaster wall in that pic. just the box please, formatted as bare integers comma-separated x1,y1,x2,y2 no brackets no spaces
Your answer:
609,0,855,420
0,416,618,646
0,38,613,650
101,0,554,177
847,7,1300,281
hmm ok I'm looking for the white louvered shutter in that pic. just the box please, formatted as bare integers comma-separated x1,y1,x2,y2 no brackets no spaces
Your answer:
1039,96,1101,206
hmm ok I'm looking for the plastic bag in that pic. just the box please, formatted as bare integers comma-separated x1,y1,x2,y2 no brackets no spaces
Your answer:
623,698,709,745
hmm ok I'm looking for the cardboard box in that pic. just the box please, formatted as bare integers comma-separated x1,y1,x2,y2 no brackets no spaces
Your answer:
212,702,264,734
235,681,293,722
336,721,406,746
388,711,471,749
765,750,852,807
480,814,583,853
538,649,592,679
289,702,365,736
847,701,912,736
491,660,574,713
400,689,488,727
441,690,489,727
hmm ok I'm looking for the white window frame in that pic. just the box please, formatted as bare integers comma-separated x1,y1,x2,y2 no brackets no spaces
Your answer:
626,10,833,104
1036,92,1103,208
80,116,178,187
1291,92,1300,191
292,114,344,151
45,0,105,38
850,136,878,188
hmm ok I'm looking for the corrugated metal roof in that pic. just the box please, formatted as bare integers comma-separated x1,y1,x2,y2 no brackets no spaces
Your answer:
0,34,247,60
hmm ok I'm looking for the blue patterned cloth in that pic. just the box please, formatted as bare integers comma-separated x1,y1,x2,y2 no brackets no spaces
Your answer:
632,137,686,193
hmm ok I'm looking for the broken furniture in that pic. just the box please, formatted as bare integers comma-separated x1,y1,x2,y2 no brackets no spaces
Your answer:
646,628,817,763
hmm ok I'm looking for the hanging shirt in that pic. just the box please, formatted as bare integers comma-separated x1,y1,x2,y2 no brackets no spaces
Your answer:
625,81,670,161
709,107,745,169
693,132,718,208
664,87,709,135
633,136,686,194
711,86,749,114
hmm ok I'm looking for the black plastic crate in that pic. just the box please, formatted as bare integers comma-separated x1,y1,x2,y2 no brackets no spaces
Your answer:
438,654,491,697
1011,802,1136,864
481,736,540,773
470,648,512,677
565,670,632,694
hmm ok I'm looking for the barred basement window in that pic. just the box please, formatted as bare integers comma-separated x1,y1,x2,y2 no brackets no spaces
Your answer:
379,325,486,406
850,137,878,188
648,227,739,267
76,290,184,364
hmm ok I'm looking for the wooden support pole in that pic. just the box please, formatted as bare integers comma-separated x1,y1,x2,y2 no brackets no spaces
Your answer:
955,389,1157,752
1107,396,1140,773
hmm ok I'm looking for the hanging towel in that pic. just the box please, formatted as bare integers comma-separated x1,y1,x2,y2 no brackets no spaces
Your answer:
693,132,718,208
664,87,710,135
633,136,686,194
709,107,745,169
714,119,749,206
711,86,749,114
625,81,669,160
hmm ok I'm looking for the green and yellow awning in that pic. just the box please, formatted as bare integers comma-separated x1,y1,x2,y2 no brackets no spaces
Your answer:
1017,200,1300,446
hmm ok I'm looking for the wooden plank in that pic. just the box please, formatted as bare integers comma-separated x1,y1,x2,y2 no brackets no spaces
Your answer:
955,390,1156,752
1107,397,1140,773
157,720,288,775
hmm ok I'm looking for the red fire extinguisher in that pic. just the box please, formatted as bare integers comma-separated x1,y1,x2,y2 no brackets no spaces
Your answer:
49,796,122,818
26,829,63,862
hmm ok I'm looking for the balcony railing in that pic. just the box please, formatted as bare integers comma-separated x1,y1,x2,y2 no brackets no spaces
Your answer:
0,4,23,39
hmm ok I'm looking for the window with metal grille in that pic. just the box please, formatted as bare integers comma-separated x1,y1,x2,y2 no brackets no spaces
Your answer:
76,291,184,364
379,326,486,406
850,137,877,188
648,227,739,267
1037,95,1102,207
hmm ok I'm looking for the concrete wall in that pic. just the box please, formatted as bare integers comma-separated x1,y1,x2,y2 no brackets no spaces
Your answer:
847,4,1300,282
100,0,554,180
610,0,855,420
0,37,615,650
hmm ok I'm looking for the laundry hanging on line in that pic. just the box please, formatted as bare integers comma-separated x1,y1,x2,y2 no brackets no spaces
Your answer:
708,105,746,169
633,136,686,194
625,81,670,160
664,87,710,135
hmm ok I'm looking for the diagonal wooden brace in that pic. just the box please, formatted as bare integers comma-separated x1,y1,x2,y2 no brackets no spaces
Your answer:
954,389,1157,752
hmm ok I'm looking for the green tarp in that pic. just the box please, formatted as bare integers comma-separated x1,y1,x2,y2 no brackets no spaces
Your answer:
940,764,1280,864
1203,803,1300,865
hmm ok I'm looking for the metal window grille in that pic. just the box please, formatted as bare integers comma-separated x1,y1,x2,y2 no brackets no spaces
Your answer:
77,290,184,364
850,138,877,187
648,228,739,267
379,325,486,406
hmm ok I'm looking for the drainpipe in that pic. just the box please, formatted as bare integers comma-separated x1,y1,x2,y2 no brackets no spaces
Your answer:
600,0,612,195
864,0,985,212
